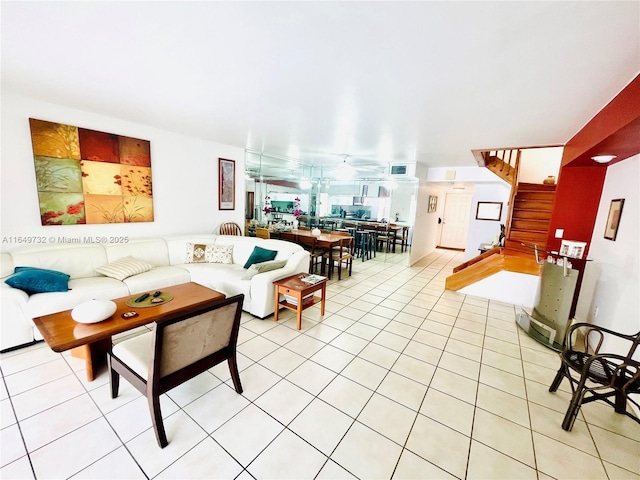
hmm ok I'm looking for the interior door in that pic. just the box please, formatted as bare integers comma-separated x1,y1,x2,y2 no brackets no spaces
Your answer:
439,193,472,249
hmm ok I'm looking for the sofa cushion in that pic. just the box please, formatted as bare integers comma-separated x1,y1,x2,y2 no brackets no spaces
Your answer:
182,263,252,300
25,276,130,319
178,263,248,294
95,256,153,281
5,267,70,295
1,253,14,279
104,239,170,266
243,246,278,269
10,244,108,279
241,259,287,280
122,266,191,294
186,243,233,264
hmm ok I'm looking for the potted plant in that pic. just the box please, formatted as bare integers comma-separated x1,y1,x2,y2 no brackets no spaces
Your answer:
293,197,302,229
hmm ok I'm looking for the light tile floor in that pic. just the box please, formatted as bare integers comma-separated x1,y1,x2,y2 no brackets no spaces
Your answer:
1,249,639,479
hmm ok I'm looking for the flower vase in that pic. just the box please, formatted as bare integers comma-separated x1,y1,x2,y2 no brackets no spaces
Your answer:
293,219,299,230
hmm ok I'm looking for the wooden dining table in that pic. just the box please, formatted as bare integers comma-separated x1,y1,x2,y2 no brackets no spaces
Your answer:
290,229,349,248
285,229,352,275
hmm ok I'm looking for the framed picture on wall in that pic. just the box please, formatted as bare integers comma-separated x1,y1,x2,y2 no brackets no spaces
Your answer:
475,201,503,221
604,198,624,240
428,195,438,213
218,158,235,210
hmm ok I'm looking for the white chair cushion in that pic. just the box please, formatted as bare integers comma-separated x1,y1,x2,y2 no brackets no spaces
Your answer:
112,331,153,379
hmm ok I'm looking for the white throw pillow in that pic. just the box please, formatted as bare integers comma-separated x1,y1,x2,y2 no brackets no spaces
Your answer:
95,256,153,281
186,243,233,264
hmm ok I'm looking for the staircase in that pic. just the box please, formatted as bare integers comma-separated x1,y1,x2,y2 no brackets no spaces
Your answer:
505,183,555,254
445,148,557,292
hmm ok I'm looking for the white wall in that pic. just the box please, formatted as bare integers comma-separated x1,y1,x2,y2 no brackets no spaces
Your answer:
409,163,440,265
518,147,563,184
1,91,246,250
460,271,540,308
463,183,511,260
574,155,639,355
426,166,498,183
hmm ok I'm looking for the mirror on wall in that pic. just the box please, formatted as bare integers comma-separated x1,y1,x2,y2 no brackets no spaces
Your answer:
244,150,418,260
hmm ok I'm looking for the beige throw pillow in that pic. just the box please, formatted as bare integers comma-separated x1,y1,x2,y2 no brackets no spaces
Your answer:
240,259,287,280
186,243,233,264
95,256,153,281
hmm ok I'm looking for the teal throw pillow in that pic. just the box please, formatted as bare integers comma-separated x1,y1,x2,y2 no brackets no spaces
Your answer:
5,266,70,295
243,246,278,269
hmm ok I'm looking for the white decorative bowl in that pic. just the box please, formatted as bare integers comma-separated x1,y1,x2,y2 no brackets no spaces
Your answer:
311,228,321,237
71,299,117,324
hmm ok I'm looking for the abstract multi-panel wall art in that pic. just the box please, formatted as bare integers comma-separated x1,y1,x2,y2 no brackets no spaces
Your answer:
29,118,154,225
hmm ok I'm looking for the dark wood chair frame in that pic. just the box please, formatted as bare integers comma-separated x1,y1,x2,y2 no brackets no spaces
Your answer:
296,234,325,274
324,236,354,280
549,322,640,431
108,294,245,448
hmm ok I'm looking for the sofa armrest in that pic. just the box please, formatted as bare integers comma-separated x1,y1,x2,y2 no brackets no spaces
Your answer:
248,250,310,317
1,284,33,350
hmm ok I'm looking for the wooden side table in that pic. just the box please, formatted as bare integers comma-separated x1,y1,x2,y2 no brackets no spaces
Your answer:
273,273,327,330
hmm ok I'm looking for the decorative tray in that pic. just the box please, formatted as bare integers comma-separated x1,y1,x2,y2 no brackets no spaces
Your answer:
125,291,174,308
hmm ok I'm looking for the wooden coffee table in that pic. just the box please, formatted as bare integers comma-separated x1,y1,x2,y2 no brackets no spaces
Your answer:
273,273,327,330
33,282,225,381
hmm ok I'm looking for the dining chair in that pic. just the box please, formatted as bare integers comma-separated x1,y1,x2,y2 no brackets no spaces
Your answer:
218,222,243,236
375,223,392,252
108,294,245,448
548,322,640,431
255,227,270,239
297,235,325,274
323,236,353,280
393,226,409,252
355,230,374,261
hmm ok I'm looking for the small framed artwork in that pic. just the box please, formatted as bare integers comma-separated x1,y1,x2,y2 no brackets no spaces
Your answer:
604,198,624,241
428,195,438,213
218,158,235,210
362,184,368,197
476,201,503,221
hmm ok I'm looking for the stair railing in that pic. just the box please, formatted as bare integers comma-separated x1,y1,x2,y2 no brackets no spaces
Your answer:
503,149,521,239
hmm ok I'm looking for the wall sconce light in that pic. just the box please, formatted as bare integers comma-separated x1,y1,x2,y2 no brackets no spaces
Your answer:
591,155,617,164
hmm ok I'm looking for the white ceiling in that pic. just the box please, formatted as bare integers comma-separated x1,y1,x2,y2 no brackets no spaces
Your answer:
2,1,639,172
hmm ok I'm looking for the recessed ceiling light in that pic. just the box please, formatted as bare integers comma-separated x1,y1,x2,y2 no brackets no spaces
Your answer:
591,155,617,164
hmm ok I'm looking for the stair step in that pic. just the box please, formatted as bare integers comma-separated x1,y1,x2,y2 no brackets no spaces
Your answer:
511,219,550,231
509,230,548,243
514,199,554,211
512,209,552,220
517,182,557,192
505,239,547,254
516,191,556,201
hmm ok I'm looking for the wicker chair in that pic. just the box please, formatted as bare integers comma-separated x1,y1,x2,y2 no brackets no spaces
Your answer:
548,322,640,431
218,222,243,236
108,294,244,447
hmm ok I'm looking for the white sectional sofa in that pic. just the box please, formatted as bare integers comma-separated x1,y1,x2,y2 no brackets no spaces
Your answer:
1,234,309,351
